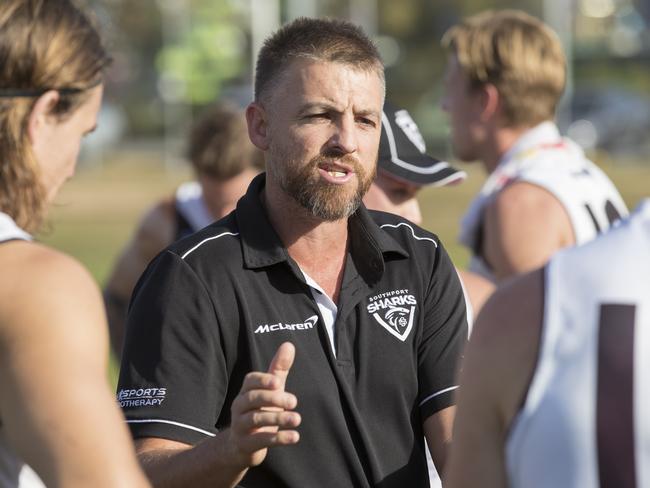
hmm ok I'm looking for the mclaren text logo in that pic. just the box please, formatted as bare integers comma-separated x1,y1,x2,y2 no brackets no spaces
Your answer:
117,387,167,408
367,289,416,341
254,315,318,334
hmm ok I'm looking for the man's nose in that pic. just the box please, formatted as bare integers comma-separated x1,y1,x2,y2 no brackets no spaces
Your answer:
328,115,358,154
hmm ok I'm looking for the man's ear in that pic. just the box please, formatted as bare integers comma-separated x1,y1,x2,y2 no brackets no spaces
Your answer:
246,101,270,151
479,83,500,123
27,90,60,146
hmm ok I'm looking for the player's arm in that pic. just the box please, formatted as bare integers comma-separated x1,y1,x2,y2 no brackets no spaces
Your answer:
0,243,150,487
133,343,301,488
456,268,495,319
104,200,175,357
419,241,469,476
483,181,574,281
445,268,544,488
424,405,455,476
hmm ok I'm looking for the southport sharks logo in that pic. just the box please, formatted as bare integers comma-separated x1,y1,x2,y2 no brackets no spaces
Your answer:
366,289,416,341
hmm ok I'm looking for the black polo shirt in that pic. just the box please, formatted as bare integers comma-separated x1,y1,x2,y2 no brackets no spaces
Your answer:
118,173,467,488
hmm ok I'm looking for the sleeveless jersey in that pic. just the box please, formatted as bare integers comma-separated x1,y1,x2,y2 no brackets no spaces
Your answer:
506,199,650,488
459,121,628,282
173,181,213,240
0,212,44,488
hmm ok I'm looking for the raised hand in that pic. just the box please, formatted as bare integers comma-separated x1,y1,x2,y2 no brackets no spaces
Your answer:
227,342,301,468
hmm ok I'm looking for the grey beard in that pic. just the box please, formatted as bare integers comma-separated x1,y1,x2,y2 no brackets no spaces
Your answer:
291,180,364,221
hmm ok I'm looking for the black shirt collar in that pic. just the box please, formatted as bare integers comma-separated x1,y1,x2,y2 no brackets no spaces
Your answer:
235,173,409,282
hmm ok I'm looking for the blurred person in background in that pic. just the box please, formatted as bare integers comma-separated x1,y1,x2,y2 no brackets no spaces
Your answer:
363,101,467,225
104,102,263,358
0,1,150,487
441,9,627,303
446,197,650,488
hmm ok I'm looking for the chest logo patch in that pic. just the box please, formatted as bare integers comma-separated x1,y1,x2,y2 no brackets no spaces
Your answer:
366,289,416,342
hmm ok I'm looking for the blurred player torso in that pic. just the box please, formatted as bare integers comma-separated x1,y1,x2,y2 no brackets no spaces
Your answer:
506,199,650,487
460,122,628,282
173,181,213,240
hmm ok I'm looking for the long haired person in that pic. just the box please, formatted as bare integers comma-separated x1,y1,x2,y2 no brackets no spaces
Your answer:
0,1,149,486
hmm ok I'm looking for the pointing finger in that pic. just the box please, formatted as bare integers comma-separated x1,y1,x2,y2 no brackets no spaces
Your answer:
266,342,295,389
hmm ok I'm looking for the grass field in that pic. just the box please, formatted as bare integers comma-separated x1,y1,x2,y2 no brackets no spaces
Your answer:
41,150,649,283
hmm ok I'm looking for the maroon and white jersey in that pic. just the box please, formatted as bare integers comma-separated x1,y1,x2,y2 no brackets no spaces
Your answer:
506,199,650,487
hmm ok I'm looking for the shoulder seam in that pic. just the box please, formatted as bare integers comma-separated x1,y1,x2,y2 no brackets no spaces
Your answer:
181,232,240,260
380,222,438,248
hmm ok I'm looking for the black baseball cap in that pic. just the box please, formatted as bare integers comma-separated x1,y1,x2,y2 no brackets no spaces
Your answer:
379,102,466,187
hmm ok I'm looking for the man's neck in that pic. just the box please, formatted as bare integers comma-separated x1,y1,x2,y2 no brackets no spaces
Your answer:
263,183,349,302
482,125,531,174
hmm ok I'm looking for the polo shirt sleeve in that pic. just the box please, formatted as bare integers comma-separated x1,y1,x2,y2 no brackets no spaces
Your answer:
117,250,227,445
417,241,468,420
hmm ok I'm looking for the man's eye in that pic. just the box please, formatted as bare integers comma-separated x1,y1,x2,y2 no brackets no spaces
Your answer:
357,117,376,127
307,113,329,120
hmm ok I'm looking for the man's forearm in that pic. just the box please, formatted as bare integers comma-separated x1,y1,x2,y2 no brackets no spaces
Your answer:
137,432,249,488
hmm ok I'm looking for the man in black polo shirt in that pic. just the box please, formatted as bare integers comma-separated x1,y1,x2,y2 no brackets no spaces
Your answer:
118,17,467,488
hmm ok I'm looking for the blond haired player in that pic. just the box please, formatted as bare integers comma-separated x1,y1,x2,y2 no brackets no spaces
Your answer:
441,10,627,306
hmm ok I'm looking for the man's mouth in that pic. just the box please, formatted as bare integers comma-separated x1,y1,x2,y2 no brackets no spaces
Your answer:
318,161,353,179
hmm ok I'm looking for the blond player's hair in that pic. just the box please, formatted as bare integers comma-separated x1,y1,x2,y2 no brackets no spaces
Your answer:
0,0,110,232
442,9,566,128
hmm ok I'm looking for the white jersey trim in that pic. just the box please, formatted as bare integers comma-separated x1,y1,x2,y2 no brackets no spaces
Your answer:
419,385,459,407
126,419,216,437
181,232,240,260
380,223,438,247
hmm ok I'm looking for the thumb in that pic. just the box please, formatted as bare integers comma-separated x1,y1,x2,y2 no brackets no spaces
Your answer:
267,342,295,389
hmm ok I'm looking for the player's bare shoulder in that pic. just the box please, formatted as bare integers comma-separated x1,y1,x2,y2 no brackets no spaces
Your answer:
0,242,105,342
483,181,574,277
470,268,545,420
488,181,573,240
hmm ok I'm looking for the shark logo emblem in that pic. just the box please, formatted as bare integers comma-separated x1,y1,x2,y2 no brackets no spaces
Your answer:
366,289,417,341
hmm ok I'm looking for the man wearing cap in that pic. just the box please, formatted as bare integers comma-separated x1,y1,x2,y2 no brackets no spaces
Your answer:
364,103,493,318
363,102,466,226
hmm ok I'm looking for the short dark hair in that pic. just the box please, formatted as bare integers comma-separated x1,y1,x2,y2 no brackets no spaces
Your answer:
254,17,384,102
188,102,263,180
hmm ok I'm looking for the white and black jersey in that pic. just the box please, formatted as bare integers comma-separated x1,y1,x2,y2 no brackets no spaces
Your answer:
506,199,650,488
172,181,213,241
118,174,468,488
459,121,628,282
0,212,44,488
